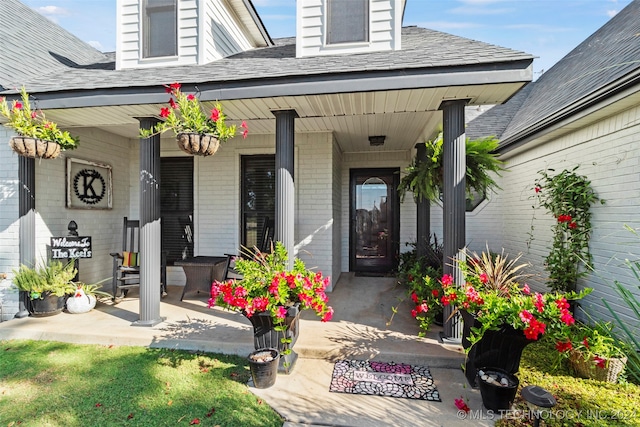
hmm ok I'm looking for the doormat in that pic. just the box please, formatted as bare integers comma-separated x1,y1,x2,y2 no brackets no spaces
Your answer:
329,359,441,401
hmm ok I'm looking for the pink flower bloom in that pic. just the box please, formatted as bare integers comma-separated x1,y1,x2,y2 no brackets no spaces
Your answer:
187,94,195,101
454,397,470,413
535,186,541,193
210,108,220,122
534,293,545,313
411,309,418,318
321,307,334,322
160,107,170,118
276,306,288,319
568,221,578,229
431,289,439,297
519,310,533,324
560,311,575,326
479,273,489,284
522,284,531,295
242,129,248,139
169,98,177,109
14,101,22,110
31,111,37,119
252,296,269,312
583,337,589,349
594,356,606,369
441,274,454,287
411,291,419,303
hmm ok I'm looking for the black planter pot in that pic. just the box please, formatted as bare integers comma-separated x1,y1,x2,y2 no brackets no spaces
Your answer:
248,348,280,389
461,310,532,387
28,294,65,317
245,304,300,374
477,367,519,412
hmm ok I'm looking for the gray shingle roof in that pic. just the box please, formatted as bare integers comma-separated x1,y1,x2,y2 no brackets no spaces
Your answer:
4,26,533,95
472,0,640,149
466,84,533,141
0,0,111,90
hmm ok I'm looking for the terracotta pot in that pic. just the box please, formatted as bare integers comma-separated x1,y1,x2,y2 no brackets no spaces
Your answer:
9,136,60,159
176,133,220,156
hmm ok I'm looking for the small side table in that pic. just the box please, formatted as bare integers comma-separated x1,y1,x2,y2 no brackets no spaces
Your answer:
175,256,227,301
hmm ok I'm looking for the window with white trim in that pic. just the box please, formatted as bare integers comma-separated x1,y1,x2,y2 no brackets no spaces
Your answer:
143,0,177,58
327,0,369,45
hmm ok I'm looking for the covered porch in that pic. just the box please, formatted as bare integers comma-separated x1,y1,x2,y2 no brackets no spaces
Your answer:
0,274,492,426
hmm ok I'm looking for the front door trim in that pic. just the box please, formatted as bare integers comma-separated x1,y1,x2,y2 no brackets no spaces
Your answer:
349,167,400,273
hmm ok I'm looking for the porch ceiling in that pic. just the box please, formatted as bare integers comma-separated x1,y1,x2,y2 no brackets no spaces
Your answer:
39,82,525,152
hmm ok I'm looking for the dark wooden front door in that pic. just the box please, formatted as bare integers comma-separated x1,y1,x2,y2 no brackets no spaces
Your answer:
349,168,399,273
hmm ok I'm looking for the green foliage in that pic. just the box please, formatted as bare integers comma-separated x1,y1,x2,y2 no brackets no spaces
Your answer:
139,82,244,141
210,242,333,324
440,248,592,350
12,260,77,299
0,87,80,150
532,167,603,292
0,340,282,427
398,133,505,203
396,237,444,335
601,226,640,383
496,336,640,427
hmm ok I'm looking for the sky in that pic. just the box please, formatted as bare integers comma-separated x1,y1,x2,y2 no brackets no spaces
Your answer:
20,0,634,78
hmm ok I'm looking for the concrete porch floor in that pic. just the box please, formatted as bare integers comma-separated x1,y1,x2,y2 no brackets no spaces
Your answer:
0,273,495,427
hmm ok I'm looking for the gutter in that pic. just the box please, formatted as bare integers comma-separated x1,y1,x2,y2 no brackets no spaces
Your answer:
2,59,533,110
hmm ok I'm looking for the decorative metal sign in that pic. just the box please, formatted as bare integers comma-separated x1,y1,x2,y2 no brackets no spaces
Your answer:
51,236,92,259
66,158,112,209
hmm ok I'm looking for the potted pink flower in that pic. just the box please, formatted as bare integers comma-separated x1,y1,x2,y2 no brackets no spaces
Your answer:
208,242,333,374
139,82,247,156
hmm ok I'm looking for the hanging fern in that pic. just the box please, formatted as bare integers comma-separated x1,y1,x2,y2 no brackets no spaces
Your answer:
398,133,505,203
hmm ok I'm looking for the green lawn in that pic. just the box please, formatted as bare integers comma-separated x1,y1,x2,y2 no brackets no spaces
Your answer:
0,340,283,427
496,336,640,427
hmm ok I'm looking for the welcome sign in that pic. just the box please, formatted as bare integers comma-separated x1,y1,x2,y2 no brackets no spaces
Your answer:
353,370,414,385
51,236,92,259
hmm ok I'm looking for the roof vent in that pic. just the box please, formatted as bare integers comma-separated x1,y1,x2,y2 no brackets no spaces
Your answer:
369,135,385,146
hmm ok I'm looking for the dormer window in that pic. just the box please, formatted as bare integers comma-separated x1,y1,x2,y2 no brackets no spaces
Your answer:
327,0,369,45
143,0,177,58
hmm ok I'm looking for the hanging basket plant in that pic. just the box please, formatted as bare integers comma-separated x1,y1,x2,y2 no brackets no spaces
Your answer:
398,133,505,203
1,87,80,159
140,82,248,156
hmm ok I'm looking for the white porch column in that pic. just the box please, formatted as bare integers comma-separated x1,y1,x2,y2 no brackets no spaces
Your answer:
440,99,468,340
136,117,164,326
16,156,35,318
272,109,298,269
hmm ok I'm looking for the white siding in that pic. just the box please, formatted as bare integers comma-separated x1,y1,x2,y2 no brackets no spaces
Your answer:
296,0,402,58
469,102,640,329
203,0,254,62
117,0,256,70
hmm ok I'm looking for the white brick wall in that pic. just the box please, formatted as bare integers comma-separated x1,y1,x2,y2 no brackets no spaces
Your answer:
0,129,20,319
0,127,132,316
469,102,640,328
